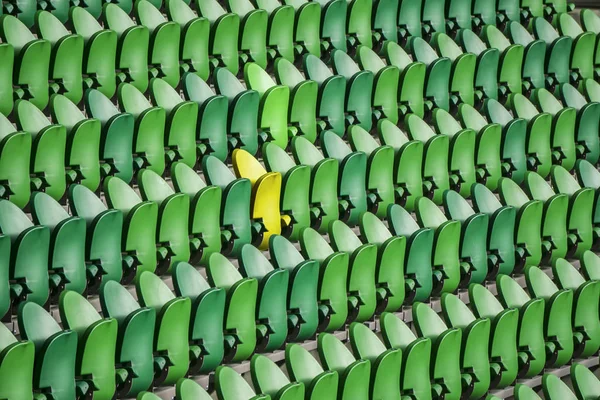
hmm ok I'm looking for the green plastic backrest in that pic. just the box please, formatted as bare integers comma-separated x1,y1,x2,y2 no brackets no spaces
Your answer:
533,88,563,115
245,63,277,95
560,83,587,110
388,204,421,236
349,322,387,361
172,162,207,196
469,284,506,319
378,119,410,149
240,244,274,279
263,142,296,174
292,136,324,166
553,259,585,291
384,41,414,70
485,99,514,126
37,11,70,43
499,178,530,207
348,125,378,154
0,199,33,236
526,266,559,300
203,156,237,187
137,271,176,311
433,108,463,136
497,274,531,308
551,165,581,195
577,159,600,188
444,190,475,221
269,235,306,271
416,196,448,228
582,9,600,33
301,228,334,261
69,184,108,221
0,15,36,49
472,183,503,213
176,378,212,400
571,363,600,399
441,293,476,329
51,95,86,129
286,343,326,382
413,302,449,338
358,45,387,72
509,21,535,46
332,50,361,78
216,366,260,399
303,54,333,84
0,113,16,141
559,13,583,37
172,262,211,300
85,89,120,122
119,83,153,116
167,0,196,24
485,25,511,51
458,29,487,56
139,169,175,203
208,253,244,289
32,191,70,228
101,281,142,322
138,393,162,400
275,58,305,88
18,302,61,350
321,130,352,160
511,93,540,120
359,212,392,244
151,78,184,112
459,104,487,131
104,176,142,212
318,333,357,370
534,17,560,42
0,323,18,350
227,0,255,16
251,355,293,397
17,100,51,133
135,0,168,29
525,172,556,201
514,384,542,399
59,291,102,334
411,36,439,64
543,374,578,400
582,250,600,280
329,220,363,253
72,7,105,39
435,33,464,60
380,312,418,349
215,68,245,98
196,0,227,20
406,113,436,141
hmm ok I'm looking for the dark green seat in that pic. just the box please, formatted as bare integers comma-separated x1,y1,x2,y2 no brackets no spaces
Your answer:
408,36,451,111
0,112,31,208
226,0,268,68
0,322,34,400
581,9,600,77
421,0,447,39
560,83,600,165
446,0,474,34
575,159,600,248
346,0,372,50
482,25,524,99
397,0,422,41
317,0,348,52
285,344,339,400
371,0,399,45
255,0,296,64
508,21,548,92
457,29,500,101
496,0,521,29
533,17,573,87
251,354,305,400
471,0,495,31
215,366,271,400
571,363,600,399
557,12,596,86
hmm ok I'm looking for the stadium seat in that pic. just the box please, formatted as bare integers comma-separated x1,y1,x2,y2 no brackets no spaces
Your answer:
215,366,270,400
251,354,305,400
0,44,13,117
0,322,34,400
254,0,296,63
421,0,446,39
542,372,578,399
456,29,500,101
408,36,451,111
560,83,600,165
556,13,596,86
226,0,269,68
571,363,600,399
175,378,213,400
532,17,573,87
575,160,600,246
482,25,524,99
285,344,339,400
508,21,550,92
472,0,497,30
283,0,321,58
0,112,31,208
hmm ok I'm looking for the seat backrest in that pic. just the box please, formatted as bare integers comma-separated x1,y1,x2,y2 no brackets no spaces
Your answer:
172,162,207,196
215,68,246,98
286,343,326,382
582,250,600,281
553,258,585,291
292,136,325,166
18,302,62,349
443,190,475,222
227,0,256,17
51,95,86,129
118,83,153,116
542,373,578,400
433,108,463,137
525,266,559,300
359,212,392,245
137,271,177,310
318,333,357,371
459,103,488,131
216,366,261,399
176,378,213,400
85,89,121,122
499,177,531,207
534,17,560,43
196,0,228,20
469,283,506,320
524,171,556,201
138,169,175,203
320,131,353,161
532,88,563,115
413,302,449,339
232,149,267,184
349,322,387,362
240,244,275,279
515,383,543,399
551,165,581,195
331,50,361,78
576,159,600,188
378,119,410,149
104,176,143,212
251,354,295,398
0,15,36,50
0,199,33,237
441,293,476,329
16,100,51,134
269,235,306,271
167,0,197,24
348,125,379,155
458,28,487,56
172,262,212,300
416,196,448,228
0,322,19,352
303,54,333,84
406,113,436,141
59,291,102,335
357,45,387,73
207,253,244,289
245,63,277,96
72,6,105,38
472,183,503,213
560,83,588,110
136,0,168,30
36,11,71,43
581,8,600,33
485,98,514,126
100,280,143,322
571,363,600,399
263,142,296,174
69,184,108,221
497,274,532,308
387,204,421,236
275,58,307,88
509,21,535,46
558,12,584,38
0,113,16,142
380,312,418,349
329,220,363,253
151,78,184,112
410,36,440,64
511,93,540,120
434,33,463,61
31,191,70,228
384,41,414,70
484,24,512,51
300,227,334,262
203,155,237,187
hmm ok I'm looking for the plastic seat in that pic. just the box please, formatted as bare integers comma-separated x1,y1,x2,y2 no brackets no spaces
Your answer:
370,0,399,46
482,25,524,99
397,0,422,42
18,302,77,400
408,36,451,111
252,355,305,400
104,176,158,277
15,99,66,201
207,253,258,363
216,366,271,400
150,78,198,169
0,43,12,116
553,258,600,358
71,7,118,99
225,0,268,68
532,17,573,87
136,271,191,386
100,281,156,397
176,378,213,400
571,363,600,399
472,0,497,33
576,159,600,247
376,119,423,210
496,274,546,378
581,249,600,280
317,0,348,53
542,372,578,399
514,384,543,400
508,21,549,92
446,0,473,34
84,89,134,183
560,83,600,165
0,112,31,208
0,234,8,320
285,344,339,400
387,204,434,303
0,199,49,310
213,67,259,155
0,15,50,110
496,0,521,29
299,227,349,332
468,284,519,388
59,291,117,400
557,13,596,85
35,11,83,105
421,0,446,39
0,322,34,400
580,9,600,76
457,29,500,101
256,0,296,63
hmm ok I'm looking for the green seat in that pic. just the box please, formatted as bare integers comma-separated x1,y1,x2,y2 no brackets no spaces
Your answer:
171,162,222,264
136,271,191,386
165,0,210,80
31,192,87,298
251,354,305,400
542,372,578,399
554,258,600,358
50,94,101,192
514,384,543,400
172,262,225,374
36,11,83,105
533,17,573,87
408,36,451,111
496,0,521,28
214,67,259,155
0,234,8,320
508,21,548,92
318,0,348,52
59,291,117,400
380,312,432,399
441,293,491,399
496,274,546,378
346,0,372,50
397,0,422,41
0,43,14,122
15,99,66,201
0,322,34,400
377,118,423,210
268,235,320,342
150,78,198,169
0,15,50,110
138,392,162,400
482,25,524,98
447,0,474,34
101,3,149,93
255,0,296,63
176,378,213,400
371,0,399,45
468,284,519,388
457,29,500,101
557,12,596,86
100,281,156,397
318,333,371,400
138,169,191,274
581,9,600,76
421,0,446,39
215,366,271,400
571,363,600,399
405,113,450,205
207,253,258,363
581,249,600,280
0,112,31,208
387,204,434,303
226,0,268,68
239,244,289,352
560,83,600,165
104,176,158,277
285,344,339,400
283,0,320,58
413,302,462,400
84,89,134,183
18,302,77,400
71,7,118,98
299,227,349,332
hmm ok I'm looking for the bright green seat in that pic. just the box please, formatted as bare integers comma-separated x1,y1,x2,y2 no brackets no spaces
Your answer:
50,94,100,192
421,0,446,39
226,0,268,68
371,0,398,45
138,169,191,274
35,11,83,105
136,271,191,386
533,17,573,87
207,253,258,363
172,262,225,374
575,159,600,247
0,112,31,208
482,25,524,99
496,274,546,378
357,212,406,312
441,293,491,399
0,15,50,110
59,291,117,400
84,89,134,183
571,363,600,399
560,83,600,165
468,284,518,388
71,7,118,98
100,281,155,397
216,366,271,400
377,118,423,210
255,0,295,63
31,192,87,297
104,176,158,276
118,83,166,176
263,142,311,241
0,43,14,122
239,244,289,352
457,29,500,101
408,36,451,112
387,203,434,303
101,3,149,93
581,249,600,280
176,378,213,400
18,302,77,400
557,12,596,86
285,344,339,400
514,384,543,399
348,322,402,400
15,99,66,201
251,355,305,400
165,0,210,80
521,0,545,23
0,322,34,400
0,200,49,309
138,392,162,400
0,234,8,320
508,21,548,92
581,9,600,76
542,372,578,399
345,0,372,50
397,0,422,41
150,77,198,169
268,235,319,342
283,0,320,58
318,333,371,400
554,258,600,358
413,302,462,400
380,312,432,399
320,130,367,226
214,67,259,155
299,227,349,332
317,0,347,52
